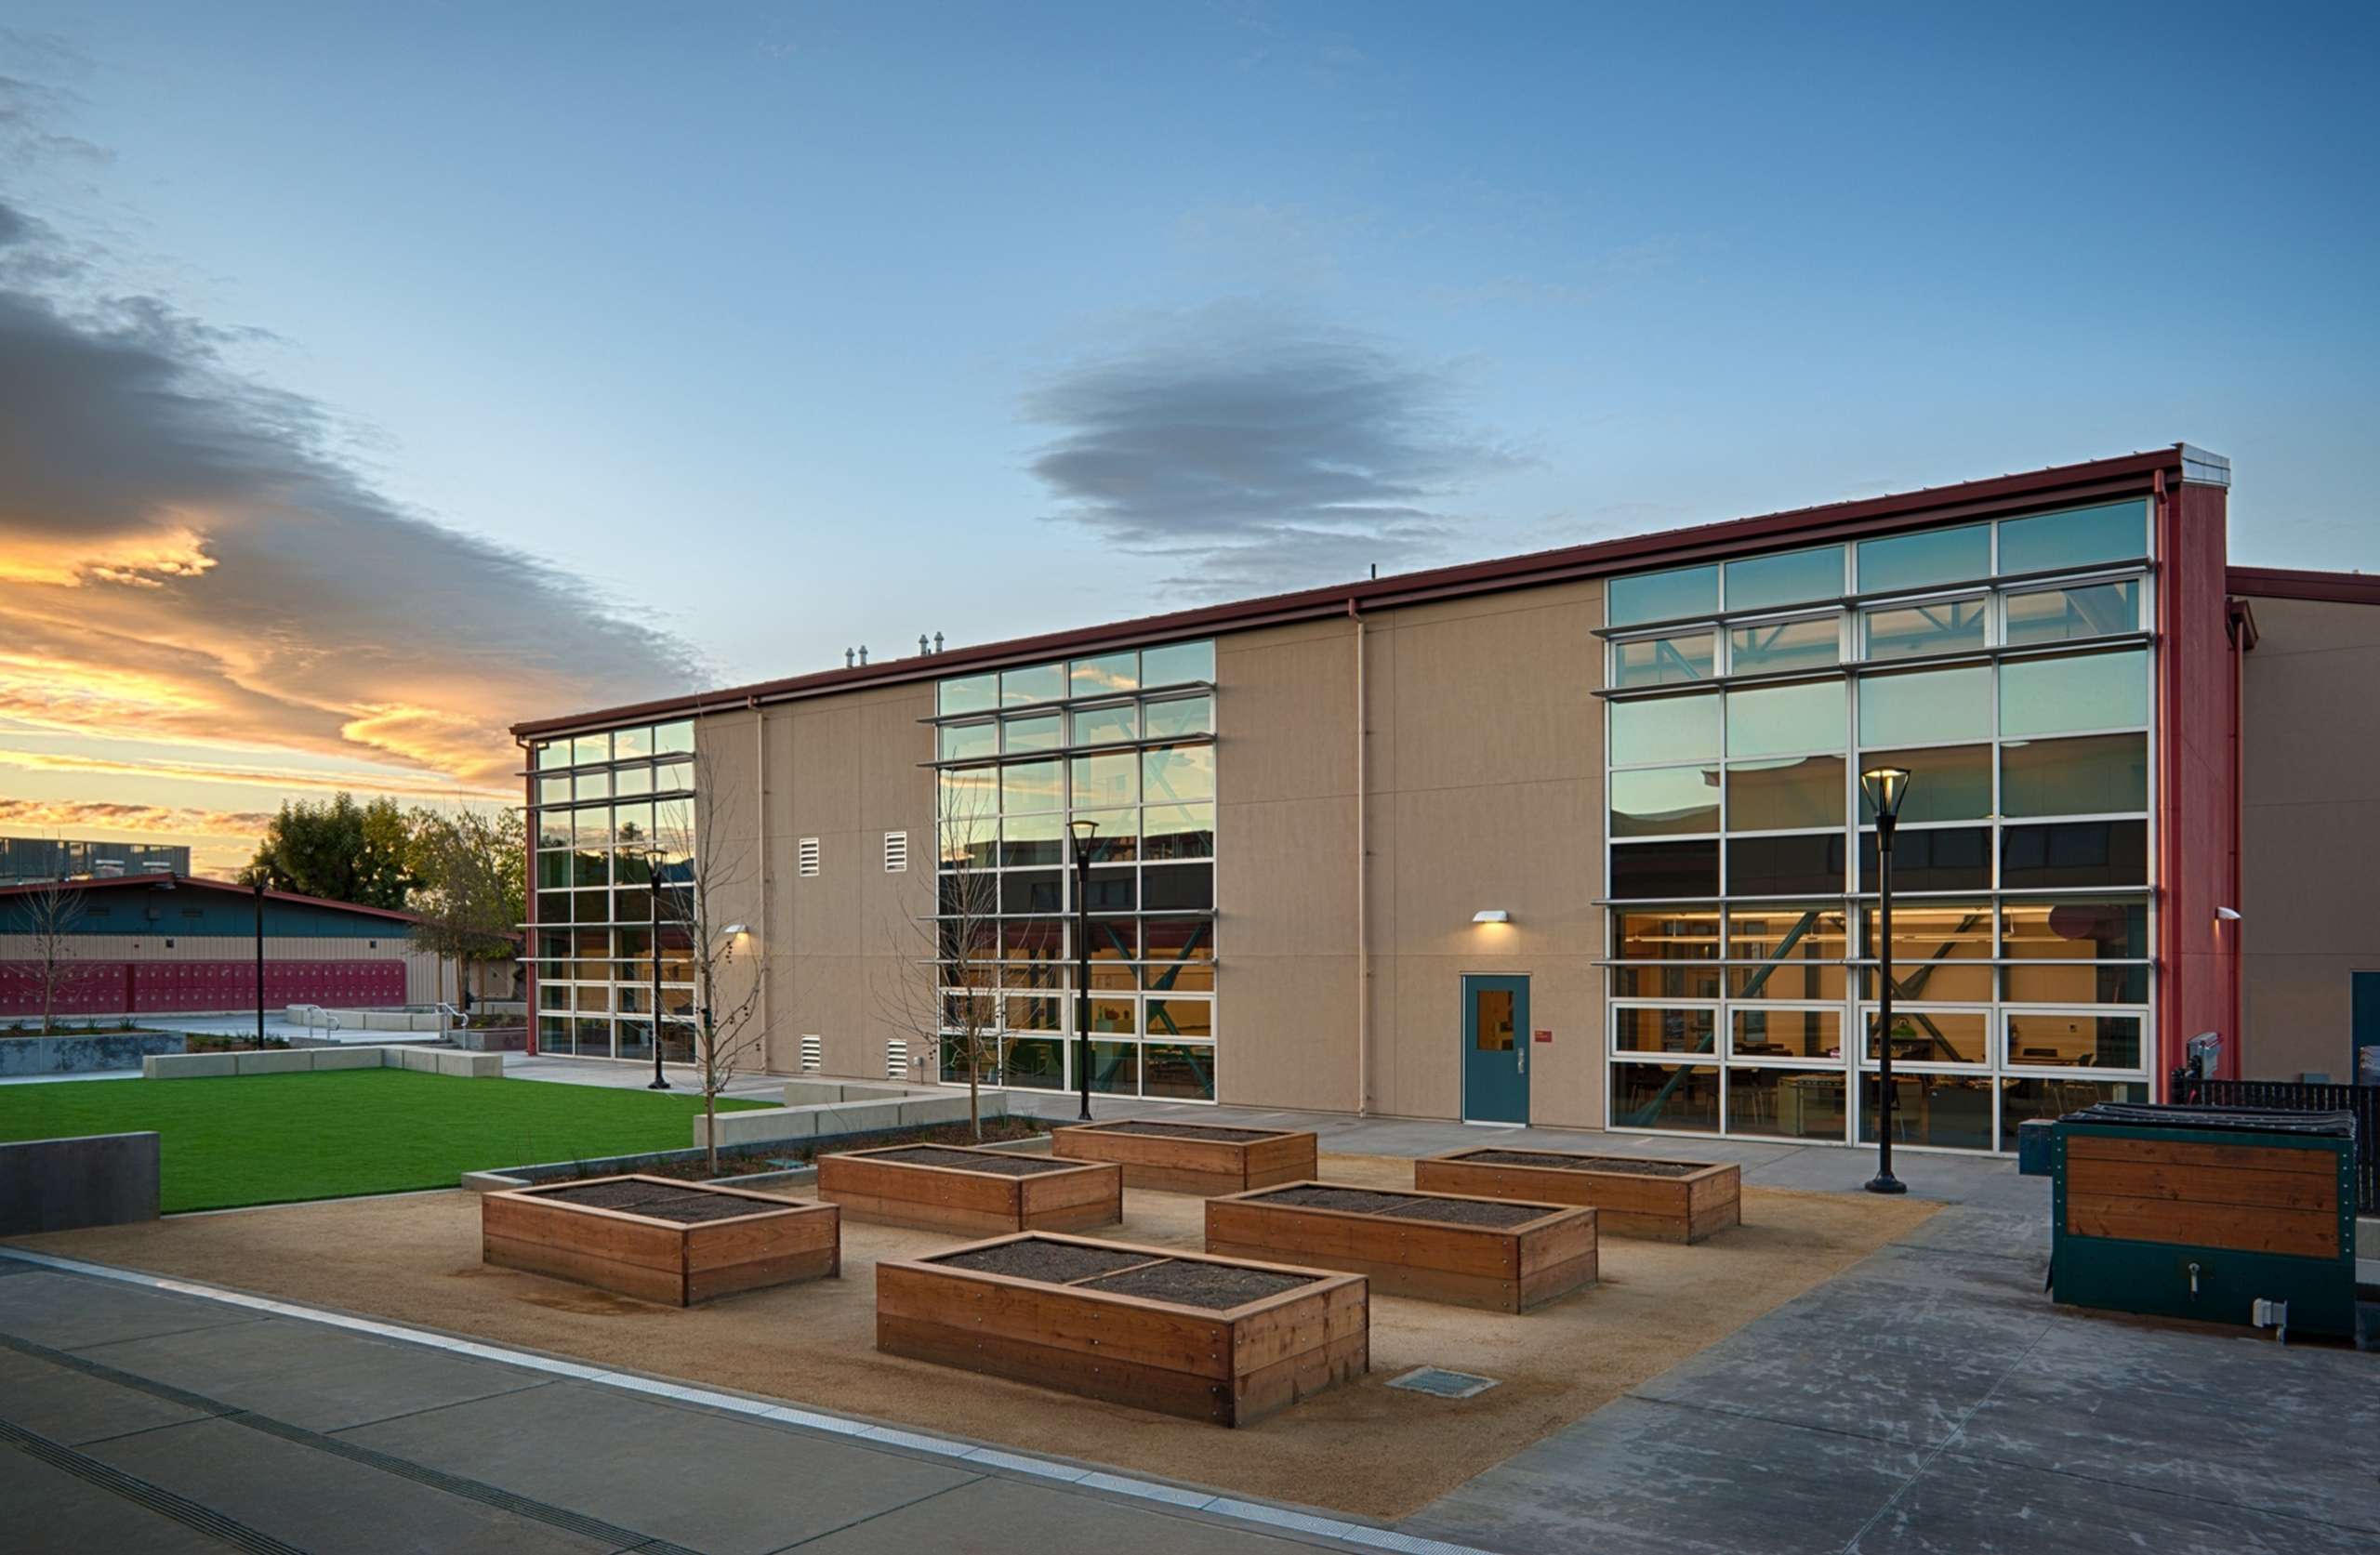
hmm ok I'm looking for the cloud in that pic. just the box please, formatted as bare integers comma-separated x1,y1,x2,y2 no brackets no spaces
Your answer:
1024,300,1523,598
0,113,702,794
0,797,271,838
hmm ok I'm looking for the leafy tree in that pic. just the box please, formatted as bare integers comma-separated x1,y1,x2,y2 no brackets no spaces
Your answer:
406,807,525,1008
242,793,417,909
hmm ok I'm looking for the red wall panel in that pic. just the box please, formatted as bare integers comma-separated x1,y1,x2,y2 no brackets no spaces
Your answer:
0,959,408,1016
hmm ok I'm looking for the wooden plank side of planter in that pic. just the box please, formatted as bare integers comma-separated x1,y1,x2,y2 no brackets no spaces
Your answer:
1015,1162,1125,1230
483,1231,688,1306
2064,1135,2333,1176
483,1179,839,1307
819,1153,1025,1233
482,1192,685,1274
2064,1156,2335,1212
1051,1123,1320,1195
875,1261,1235,1379
1208,1190,1594,1312
876,1311,1236,1425
1241,1133,1320,1189
1416,1153,1740,1244
2065,1191,2338,1258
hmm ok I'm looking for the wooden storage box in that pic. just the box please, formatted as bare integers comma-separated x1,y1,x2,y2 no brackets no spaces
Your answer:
1050,1119,1318,1195
876,1232,1368,1426
483,1175,840,1306
819,1143,1122,1234
1416,1147,1740,1244
1206,1181,1596,1312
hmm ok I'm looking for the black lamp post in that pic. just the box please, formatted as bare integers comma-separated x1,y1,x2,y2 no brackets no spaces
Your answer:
641,847,668,1091
1067,818,1100,1122
252,878,266,1049
1861,765,1913,1195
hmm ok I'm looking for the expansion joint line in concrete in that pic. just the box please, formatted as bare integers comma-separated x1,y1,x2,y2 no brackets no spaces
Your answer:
0,1414,306,1555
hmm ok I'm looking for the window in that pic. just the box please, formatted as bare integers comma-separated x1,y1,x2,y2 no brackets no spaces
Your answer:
2005,1011,2142,1070
1613,908,1721,961
1611,765,1720,837
1142,745,1214,804
2000,733,2148,817
1614,1007,1717,1056
884,832,908,873
1858,744,1990,823
1858,827,1991,892
1612,631,1715,688
1726,834,1846,896
1997,501,2145,574
1858,665,1991,747
2000,821,2148,889
939,673,997,716
940,722,997,761
1726,679,1844,758
1003,714,1062,753
1729,616,1839,676
1611,693,1720,766
1611,839,1719,899
2003,578,2139,646
1000,662,1065,706
654,720,695,755
1863,597,1987,662
1864,1008,1988,1064
1608,563,1719,627
1141,639,1215,687
1999,649,2148,737
1858,523,1990,594
1071,704,1137,746
1726,546,1843,612
1732,1008,1840,1061
1070,652,1138,697
1726,756,1844,831
1144,695,1213,739
798,837,821,877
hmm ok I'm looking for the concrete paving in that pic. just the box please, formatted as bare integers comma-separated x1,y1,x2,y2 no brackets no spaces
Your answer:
1399,1177,2380,1555
0,1253,1429,1553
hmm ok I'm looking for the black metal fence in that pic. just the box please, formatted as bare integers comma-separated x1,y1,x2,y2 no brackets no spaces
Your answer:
2170,1074,2376,1211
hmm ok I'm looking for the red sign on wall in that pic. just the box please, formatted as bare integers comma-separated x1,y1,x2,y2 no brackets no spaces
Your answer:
1533,1028,1553,1044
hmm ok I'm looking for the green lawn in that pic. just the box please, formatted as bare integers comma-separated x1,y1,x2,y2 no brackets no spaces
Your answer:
0,1070,774,1213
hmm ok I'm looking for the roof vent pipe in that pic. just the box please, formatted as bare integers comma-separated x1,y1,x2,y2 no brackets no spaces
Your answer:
857,645,869,666
933,631,945,653
844,648,855,668
919,634,930,656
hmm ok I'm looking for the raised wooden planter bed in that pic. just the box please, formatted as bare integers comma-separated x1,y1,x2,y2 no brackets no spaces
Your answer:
1416,1148,1740,1244
818,1144,1122,1234
482,1175,840,1306
1205,1181,1596,1312
876,1232,1368,1426
1049,1119,1318,1195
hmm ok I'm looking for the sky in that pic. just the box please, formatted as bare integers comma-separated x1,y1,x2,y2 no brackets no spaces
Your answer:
2,2,2375,875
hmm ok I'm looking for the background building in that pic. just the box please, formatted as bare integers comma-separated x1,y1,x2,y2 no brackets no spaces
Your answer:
513,443,2373,1152
0,837,191,884
0,874,480,1017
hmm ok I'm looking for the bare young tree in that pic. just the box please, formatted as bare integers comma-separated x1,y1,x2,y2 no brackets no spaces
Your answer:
23,875,87,1036
876,770,1001,1140
650,740,764,1174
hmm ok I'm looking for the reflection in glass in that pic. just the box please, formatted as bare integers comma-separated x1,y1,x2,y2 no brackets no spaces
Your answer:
1142,745,1215,803
1141,863,1213,910
1728,1067,1847,1140
1997,501,2146,574
1002,760,1064,813
1610,765,1720,837
1726,756,1844,831
937,674,998,715
1610,840,1719,899
1859,825,1991,892
1726,546,1844,612
1001,662,1066,705
1864,1007,1988,1063
1070,652,1138,698
1858,665,1990,748
1608,563,1719,627
2001,821,2148,889
1864,597,1987,661
1001,1036,1065,1089
1003,714,1062,753
537,775,570,810
1610,693,1720,766
1142,803,1212,861
615,764,653,797
1857,523,1989,595
1071,705,1136,745
2004,579,2139,646
1614,1007,1717,1056
654,721,695,756
1858,1074,1993,1150
1088,1040,1140,1095
1726,679,1844,758
1143,1043,1217,1100
1727,834,1846,896
1858,744,1990,823
1612,632,1714,689
615,726,654,759
1611,1062,1720,1131
1999,649,2148,737
2000,734,2147,817
1144,695,1213,739
1729,616,1839,676
999,812,1064,867
1071,808,1137,863
1998,1078,2146,1147
575,771,610,802
1143,918,1214,992
2006,1012,2142,1069
1732,1008,1841,1060
572,733,609,767
1140,639,1215,687
575,1016,613,1057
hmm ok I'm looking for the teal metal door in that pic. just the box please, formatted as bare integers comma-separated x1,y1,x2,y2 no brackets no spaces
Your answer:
1461,975,1529,1124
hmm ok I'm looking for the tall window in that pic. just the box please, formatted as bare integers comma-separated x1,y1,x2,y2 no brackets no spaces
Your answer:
527,719,698,1064
932,639,1218,1101
1602,502,2154,1152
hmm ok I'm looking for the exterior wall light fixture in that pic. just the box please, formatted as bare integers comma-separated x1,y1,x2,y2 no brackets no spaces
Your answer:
1472,909,1511,925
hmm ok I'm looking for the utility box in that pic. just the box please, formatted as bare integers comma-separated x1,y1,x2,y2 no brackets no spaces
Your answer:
2051,1103,2358,1340
2016,1118,2057,1177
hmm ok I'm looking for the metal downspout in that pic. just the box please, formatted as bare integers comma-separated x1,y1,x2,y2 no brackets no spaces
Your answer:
1351,600,1368,1117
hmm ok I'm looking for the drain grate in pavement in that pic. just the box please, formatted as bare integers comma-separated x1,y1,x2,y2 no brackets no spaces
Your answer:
1388,1366,1499,1399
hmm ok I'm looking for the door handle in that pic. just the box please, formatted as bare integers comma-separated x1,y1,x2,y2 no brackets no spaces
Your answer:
1517,1044,1526,1074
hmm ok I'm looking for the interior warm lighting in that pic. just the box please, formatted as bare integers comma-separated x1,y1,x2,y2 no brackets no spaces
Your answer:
1472,909,1511,925
1858,764,1913,821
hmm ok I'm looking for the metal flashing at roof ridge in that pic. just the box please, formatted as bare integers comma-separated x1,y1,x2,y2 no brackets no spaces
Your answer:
513,444,2202,740
0,871,425,924
2226,564,2380,607
2177,444,2232,487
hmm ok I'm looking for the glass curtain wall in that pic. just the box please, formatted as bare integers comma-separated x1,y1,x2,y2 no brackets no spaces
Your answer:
931,639,1218,1100
1603,502,2154,1153
526,719,699,1062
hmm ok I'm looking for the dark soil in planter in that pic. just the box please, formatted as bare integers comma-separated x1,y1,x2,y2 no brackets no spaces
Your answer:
1256,1184,1550,1227
865,1146,1079,1176
541,1180,785,1223
1091,1121,1286,1142
630,1115,1049,1182
1080,1258,1318,1310
1461,1150,1706,1177
935,1240,1157,1284
1376,1197,1548,1228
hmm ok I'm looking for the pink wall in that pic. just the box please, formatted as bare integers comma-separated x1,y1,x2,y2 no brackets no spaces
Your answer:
0,959,407,1017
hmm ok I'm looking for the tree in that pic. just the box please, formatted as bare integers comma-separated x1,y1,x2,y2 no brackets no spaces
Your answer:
21,876,87,1035
877,768,1001,1140
650,743,763,1175
244,793,416,909
407,807,524,1014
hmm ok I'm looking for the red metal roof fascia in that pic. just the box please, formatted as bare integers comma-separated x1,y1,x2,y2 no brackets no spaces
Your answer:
0,872,425,925
513,447,2185,739
2224,565,2380,606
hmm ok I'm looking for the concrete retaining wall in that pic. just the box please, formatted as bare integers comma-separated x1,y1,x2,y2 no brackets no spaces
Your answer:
141,1047,503,1080
0,1132,160,1234
779,1079,934,1106
0,1030,186,1076
694,1088,1010,1149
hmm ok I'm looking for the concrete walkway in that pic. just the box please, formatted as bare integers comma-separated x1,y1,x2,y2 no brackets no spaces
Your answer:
0,1252,1451,1554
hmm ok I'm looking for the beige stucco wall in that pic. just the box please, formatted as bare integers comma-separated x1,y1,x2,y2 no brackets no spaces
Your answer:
2239,595,2380,1080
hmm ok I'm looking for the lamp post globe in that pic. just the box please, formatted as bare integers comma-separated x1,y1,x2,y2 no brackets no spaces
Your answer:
1858,766,1913,1196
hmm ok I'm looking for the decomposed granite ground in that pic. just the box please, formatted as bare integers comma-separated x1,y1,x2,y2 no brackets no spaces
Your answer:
10,1151,1935,1519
